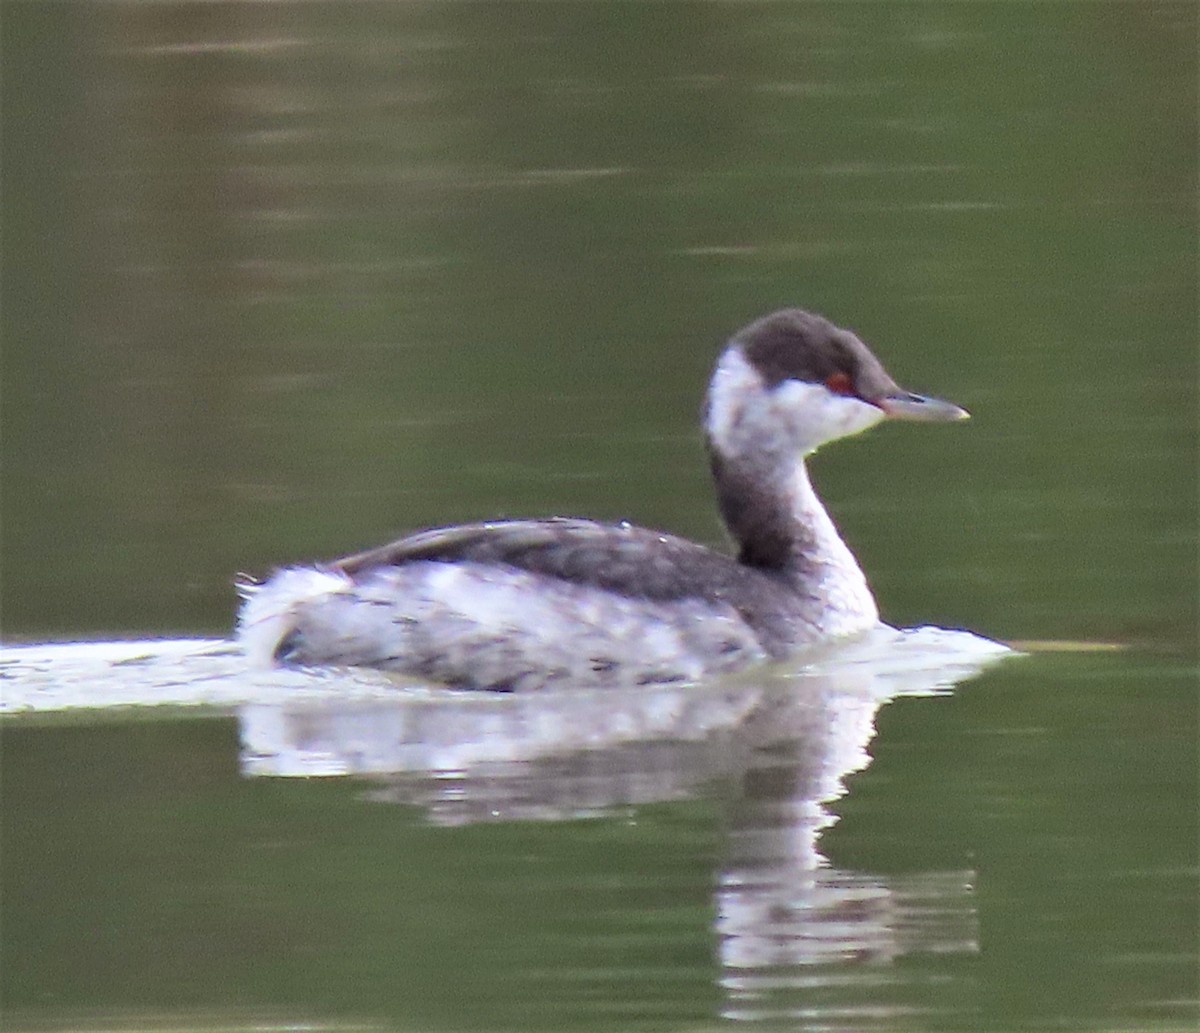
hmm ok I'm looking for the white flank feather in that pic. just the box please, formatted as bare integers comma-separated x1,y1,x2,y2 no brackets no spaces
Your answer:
236,568,352,667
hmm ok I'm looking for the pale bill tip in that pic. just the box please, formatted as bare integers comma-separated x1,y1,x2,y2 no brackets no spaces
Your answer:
879,392,969,422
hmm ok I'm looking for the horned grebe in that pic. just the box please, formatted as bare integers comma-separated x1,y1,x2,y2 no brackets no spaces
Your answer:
238,309,968,691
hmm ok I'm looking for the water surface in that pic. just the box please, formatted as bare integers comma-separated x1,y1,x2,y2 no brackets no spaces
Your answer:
1,2,1195,1030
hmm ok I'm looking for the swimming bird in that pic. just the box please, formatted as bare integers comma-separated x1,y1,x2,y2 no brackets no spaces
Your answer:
238,308,968,691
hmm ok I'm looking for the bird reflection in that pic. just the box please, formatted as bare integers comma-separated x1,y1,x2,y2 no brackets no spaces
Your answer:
238,625,1007,1026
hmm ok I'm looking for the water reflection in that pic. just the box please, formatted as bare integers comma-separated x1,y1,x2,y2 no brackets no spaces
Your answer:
242,678,983,1024
2,627,1007,1026
717,688,979,1024
232,626,1007,1026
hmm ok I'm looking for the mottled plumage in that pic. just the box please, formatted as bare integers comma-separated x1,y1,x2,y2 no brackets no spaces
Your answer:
237,308,968,690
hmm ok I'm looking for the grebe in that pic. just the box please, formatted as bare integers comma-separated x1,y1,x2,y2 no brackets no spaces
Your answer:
238,309,968,691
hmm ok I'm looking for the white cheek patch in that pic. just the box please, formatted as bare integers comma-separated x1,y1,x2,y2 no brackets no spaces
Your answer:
705,346,885,459
769,379,884,452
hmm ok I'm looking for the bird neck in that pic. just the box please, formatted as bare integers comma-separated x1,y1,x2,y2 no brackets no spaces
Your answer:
709,446,879,628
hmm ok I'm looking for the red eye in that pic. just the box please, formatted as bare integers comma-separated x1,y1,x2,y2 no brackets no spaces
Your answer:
825,371,854,396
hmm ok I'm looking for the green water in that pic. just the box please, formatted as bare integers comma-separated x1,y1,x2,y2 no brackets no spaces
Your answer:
1,2,1195,1030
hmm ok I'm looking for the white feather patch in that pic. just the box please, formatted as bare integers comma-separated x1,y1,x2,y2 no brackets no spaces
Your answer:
704,347,763,454
705,345,884,459
237,567,352,667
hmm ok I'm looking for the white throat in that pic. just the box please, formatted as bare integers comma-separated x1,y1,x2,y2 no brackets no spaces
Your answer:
785,461,879,633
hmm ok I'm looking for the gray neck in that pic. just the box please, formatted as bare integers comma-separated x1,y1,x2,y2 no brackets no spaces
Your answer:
709,446,879,627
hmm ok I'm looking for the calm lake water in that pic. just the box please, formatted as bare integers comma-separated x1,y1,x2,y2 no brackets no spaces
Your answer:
2,2,1196,1031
